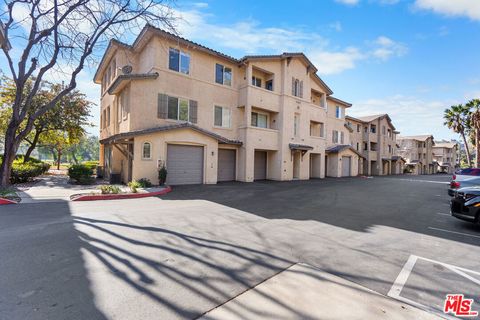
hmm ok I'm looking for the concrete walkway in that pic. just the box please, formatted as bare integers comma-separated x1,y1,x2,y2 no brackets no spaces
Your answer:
200,263,442,320
16,175,100,203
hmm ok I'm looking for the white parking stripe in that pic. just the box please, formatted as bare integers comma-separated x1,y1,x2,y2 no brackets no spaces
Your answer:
428,227,480,239
383,178,449,184
436,212,450,216
388,255,418,297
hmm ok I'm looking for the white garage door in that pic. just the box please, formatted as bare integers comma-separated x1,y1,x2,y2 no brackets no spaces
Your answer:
217,149,236,182
342,156,351,177
166,145,204,185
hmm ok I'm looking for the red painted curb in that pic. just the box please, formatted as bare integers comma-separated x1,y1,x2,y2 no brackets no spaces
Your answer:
71,186,172,201
0,197,18,205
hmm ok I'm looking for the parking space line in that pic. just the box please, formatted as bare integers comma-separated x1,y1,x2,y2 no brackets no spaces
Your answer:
428,227,480,240
436,212,450,216
388,255,418,297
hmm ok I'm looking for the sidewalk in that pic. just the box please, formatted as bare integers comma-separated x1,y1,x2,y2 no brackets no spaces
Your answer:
200,263,442,320
15,174,99,203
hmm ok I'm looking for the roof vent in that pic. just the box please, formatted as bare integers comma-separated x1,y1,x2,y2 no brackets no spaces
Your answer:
121,65,132,74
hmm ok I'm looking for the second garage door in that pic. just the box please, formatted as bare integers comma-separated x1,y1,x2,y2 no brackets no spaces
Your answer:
217,149,236,182
341,156,351,177
166,144,204,185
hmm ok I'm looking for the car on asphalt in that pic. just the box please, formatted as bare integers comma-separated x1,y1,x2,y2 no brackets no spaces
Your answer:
453,168,480,181
448,177,480,196
450,186,480,223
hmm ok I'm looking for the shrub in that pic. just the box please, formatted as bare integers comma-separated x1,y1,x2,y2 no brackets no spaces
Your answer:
11,162,45,184
82,160,99,170
137,178,152,188
128,181,141,193
68,164,94,184
99,185,121,194
158,165,167,185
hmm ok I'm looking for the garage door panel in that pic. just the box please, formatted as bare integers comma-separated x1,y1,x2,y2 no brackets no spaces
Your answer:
218,149,236,182
167,145,204,185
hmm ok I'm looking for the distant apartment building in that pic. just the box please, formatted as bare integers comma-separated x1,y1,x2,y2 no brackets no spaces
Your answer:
95,24,363,185
346,114,403,175
432,140,458,173
397,135,435,174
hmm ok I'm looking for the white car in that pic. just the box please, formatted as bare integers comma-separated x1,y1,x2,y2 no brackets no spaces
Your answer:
453,168,480,181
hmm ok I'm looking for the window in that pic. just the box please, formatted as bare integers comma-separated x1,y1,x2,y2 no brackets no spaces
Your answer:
294,114,300,136
106,106,110,127
167,96,189,121
340,131,344,144
357,124,360,132
364,126,368,133
142,142,152,160
215,63,232,86
356,143,359,151
214,106,231,128
332,130,339,144
370,124,376,134
252,76,262,87
335,106,342,119
169,48,190,74
364,143,368,151
120,88,128,120
382,126,386,135
251,112,268,128
310,121,324,137
292,78,303,97
388,145,392,153
265,79,273,91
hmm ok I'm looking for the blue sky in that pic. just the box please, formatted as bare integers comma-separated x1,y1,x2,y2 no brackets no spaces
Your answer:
2,0,480,140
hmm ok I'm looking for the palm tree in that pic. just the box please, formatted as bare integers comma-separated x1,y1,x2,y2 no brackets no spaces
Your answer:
444,104,472,167
468,99,480,167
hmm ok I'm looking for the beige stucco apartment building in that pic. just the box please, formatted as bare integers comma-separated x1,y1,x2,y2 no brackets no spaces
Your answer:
432,141,458,173
346,114,403,175
397,135,436,174
95,24,362,185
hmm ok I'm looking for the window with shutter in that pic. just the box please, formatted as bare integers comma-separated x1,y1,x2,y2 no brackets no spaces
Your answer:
299,81,303,98
292,77,295,96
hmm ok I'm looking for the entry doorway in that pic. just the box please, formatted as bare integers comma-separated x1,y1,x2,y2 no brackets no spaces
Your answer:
293,151,301,179
310,153,322,178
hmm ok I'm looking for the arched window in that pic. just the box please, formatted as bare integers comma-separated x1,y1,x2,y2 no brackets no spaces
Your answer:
142,142,152,160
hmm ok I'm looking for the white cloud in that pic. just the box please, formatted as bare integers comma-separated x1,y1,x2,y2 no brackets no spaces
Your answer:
371,36,408,60
310,48,365,75
335,0,360,5
329,21,343,32
414,0,480,21
350,95,457,139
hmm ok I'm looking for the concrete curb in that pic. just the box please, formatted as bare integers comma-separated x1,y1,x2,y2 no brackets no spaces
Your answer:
70,186,172,201
0,197,19,205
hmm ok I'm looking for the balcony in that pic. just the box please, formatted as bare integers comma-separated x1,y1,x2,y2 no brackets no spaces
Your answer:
239,85,280,113
241,126,279,150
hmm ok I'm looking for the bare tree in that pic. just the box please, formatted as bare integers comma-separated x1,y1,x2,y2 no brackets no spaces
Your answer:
0,0,177,186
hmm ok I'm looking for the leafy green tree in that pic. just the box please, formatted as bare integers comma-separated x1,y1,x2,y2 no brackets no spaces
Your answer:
444,104,473,167
468,99,480,167
67,135,100,163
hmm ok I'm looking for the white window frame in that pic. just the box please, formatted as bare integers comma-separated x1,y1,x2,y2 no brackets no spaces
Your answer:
167,96,190,122
169,48,190,75
214,105,231,128
142,142,152,160
335,106,342,119
293,79,300,97
251,111,268,129
215,63,232,86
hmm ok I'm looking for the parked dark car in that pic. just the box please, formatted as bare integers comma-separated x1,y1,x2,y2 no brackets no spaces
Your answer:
448,177,480,196
450,187,480,223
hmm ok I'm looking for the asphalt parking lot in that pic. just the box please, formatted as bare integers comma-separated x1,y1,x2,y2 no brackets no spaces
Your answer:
1,174,479,319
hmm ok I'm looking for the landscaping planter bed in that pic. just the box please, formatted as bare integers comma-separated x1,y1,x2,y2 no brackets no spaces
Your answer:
70,186,172,201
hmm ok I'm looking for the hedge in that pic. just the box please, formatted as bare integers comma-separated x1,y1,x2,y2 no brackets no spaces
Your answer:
68,164,94,184
10,161,50,184
82,160,99,170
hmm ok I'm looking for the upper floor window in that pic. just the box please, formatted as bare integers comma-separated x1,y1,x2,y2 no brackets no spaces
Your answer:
106,106,110,127
167,97,189,121
251,112,268,128
294,114,300,137
370,124,376,134
382,126,386,135
169,48,190,75
335,106,342,119
215,63,232,86
292,78,303,98
119,88,129,121
142,142,152,160
357,124,360,132
310,121,324,137
332,130,339,144
252,76,262,87
214,106,231,128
